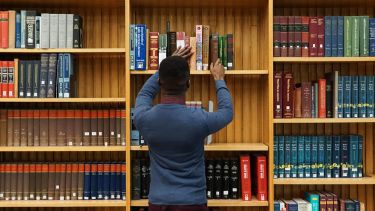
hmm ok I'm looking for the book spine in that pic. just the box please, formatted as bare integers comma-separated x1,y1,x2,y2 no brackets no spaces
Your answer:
115,163,121,199
202,26,210,70
33,60,40,97
338,76,344,118
344,76,352,118
121,163,126,200
229,159,239,199
274,70,283,118
35,16,40,48
63,53,71,97
344,16,352,57
304,136,311,178
109,110,116,146
135,25,146,70
213,160,223,199
18,60,26,98
278,136,285,178
47,163,55,200
189,36,196,69
274,136,279,178
166,31,177,58
23,163,29,200
325,136,333,178
47,54,57,98
318,79,326,118
367,76,374,117
25,11,36,49
20,110,27,146
287,16,295,57
39,54,49,97
15,12,21,48
301,82,312,117
149,32,159,70
33,110,40,146
25,61,33,98
301,16,309,57
66,14,74,48
352,76,359,118
221,35,228,69
370,18,375,56
103,163,110,200
222,160,230,199
240,155,251,201
331,16,338,56
332,136,341,178
56,110,66,146
360,16,369,56
83,163,91,200
73,15,82,48
311,136,318,178
317,17,325,56
158,34,167,66
349,136,359,178
20,10,26,48
49,14,59,48
359,76,367,117
255,155,268,201
176,31,185,48
280,16,288,57
341,136,349,177
196,25,203,70
326,77,333,118
294,16,302,57
317,136,325,178
16,164,23,200
0,11,9,48
274,16,281,57
284,136,291,178
311,83,316,118
358,135,363,177
48,110,57,146
309,17,318,57
27,110,34,146
283,72,294,118
291,136,298,178
131,160,141,200
210,34,219,68
57,54,64,98
40,14,50,49
65,163,72,200
1,61,8,97
338,16,345,56
227,34,234,69
110,163,117,199
77,164,84,200
324,16,332,56
297,136,305,178
90,163,98,199
352,16,360,56
130,25,135,69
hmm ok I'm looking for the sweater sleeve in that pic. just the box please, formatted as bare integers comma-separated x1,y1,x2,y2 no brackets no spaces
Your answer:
204,80,233,134
134,72,160,128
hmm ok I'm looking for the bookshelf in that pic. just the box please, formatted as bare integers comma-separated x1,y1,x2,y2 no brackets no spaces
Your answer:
130,199,269,207
274,175,375,185
0,200,126,207
131,143,269,151
130,70,269,75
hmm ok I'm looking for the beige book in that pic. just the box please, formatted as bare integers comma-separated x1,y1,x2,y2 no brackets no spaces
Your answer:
8,11,16,48
189,37,197,70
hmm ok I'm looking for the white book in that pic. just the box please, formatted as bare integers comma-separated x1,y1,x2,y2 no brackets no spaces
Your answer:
66,14,74,48
40,13,50,48
293,198,312,211
49,14,59,48
58,14,67,48
206,100,214,145
20,10,26,48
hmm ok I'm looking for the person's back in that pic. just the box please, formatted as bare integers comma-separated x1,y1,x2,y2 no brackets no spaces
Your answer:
134,47,233,210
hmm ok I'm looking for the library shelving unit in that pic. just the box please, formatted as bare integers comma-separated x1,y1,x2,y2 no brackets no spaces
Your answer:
273,0,375,210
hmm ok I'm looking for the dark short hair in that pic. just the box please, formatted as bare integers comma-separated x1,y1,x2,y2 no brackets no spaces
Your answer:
159,56,190,95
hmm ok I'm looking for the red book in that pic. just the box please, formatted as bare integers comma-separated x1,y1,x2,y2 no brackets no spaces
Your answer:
184,35,190,47
273,16,281,57
273,67,283,118
280,16,288,57
294,85,302,118
318,192,327,211
294,16,302,57
176,31,185,49
318,79,327,118
301,16,309,57
149,32,159,70
301,82,312,118
282,72,295,118
317,17,325,57
1,61,7,97
0,11,9,48
7,61,14,98
287,16,295,57
309,17,318,57
240,155,251,201
251,154,267,201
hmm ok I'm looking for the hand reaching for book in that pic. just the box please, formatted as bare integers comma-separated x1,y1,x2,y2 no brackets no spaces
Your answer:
210,59,225,81
172,46,193,60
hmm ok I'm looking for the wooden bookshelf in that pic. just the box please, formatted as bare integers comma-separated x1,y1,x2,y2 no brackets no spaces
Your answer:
0,48,126,54
131,199,268,207
130,70,269,75
0,200,126,208
0,146,125,152
274,57,375,63
274,176,375,185
0,98,126,103
131,143,269,151
274,118,375,124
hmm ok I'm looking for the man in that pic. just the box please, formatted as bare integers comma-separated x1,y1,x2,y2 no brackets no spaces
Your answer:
134,46,233,211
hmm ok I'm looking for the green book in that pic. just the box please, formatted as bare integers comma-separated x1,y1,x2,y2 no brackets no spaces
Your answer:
219,36,224,64
344,16,352,57
359,16,369,56
304,192,319,211
352,16,360,56
222,35,228,69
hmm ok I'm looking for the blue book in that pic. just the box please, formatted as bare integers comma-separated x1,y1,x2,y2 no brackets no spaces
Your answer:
338,76,344,118
344,76,352,118
359,76,367,117
291,136,298,178
341,136,350,178
325,136,333,178
331,16,338,56
97,163,104,200
311,136,318,178
325,16,332,56
274,200,281,211
367,76,375,117
57,54,64,98
332,136,341,178
135,24,146,70
116,163,122,199
297,136,305,178
110,163,117,199
103,163,111,200
349,135,359,178
337,16,345,56
83,163,91,200
284,136,291,178
121,163,126,200
352,76,359,118
370,18,375,56
305,192,320,211
278,136,285,178
63,53,73,98
317,136,326,178
358,135,363,177
284,200,298,211
274,136,279,179
15,12,21,48
304,136,311,178
90,163,98,199
353,200,360,211
130,25,135,70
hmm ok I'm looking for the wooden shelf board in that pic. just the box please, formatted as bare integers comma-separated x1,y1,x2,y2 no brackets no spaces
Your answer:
0,0,124,8
131,199,268,207
0,200,126,207
0,48,126,54
273,57,375,63
274,176,375,185
131,143,268,151
132,0,266,8
0,146,125,152
0,98,126,103
130,70,268,75
274,118,375,124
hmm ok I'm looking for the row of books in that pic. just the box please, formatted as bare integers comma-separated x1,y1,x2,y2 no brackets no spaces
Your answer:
0,109,126,147
0,54,75,98
129,24,234,71
275,192,363,211
0,11,83,49
131,154,268,201
274,69,375,118
274,135,363,179
273,16,375,57
0,162,126,201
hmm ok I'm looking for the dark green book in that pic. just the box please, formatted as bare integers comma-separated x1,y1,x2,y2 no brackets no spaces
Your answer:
304,136,311,178
332,136,341,178
311,136,318,178
18,60,26,98
352,16,360,56
358,135,363,177
278,136,285,178
341,136,350,178
360,16,369,56
222,35,228,69
345,199,356,211
291,136,298,178
274,136,278,179
25,61,33,98
349,135,359,178
284,136,291,178
344,16,352,57
325,136,333,178
297,136,305,178
358,76,367,117
317,136,325,178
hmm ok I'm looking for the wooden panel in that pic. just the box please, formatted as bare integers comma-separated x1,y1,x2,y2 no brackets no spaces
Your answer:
274,0,375,8
132,0,267,8
0,0,125,8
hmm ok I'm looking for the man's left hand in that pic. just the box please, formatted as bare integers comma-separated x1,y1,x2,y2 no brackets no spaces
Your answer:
172,46,193,60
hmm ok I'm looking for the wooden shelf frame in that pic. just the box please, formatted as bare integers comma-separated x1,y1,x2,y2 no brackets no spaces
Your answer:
131,199,268,207
274,176,375,185
274,57,375,63
0,48,126,54
0,146,126,152
131,143,269,151
130,70,269,75
0,200,127,208
0,98,126,103
274,118,375,124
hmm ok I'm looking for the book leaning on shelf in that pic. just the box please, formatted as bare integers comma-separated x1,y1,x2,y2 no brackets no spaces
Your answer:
274,15,375,57
129,24,234,71
0,162,126,201
274,135,363,179
0,10,83,49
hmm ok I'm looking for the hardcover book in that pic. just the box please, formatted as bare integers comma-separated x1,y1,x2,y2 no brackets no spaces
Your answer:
309,17,318,57
283,72,294,118
280,16,288,57
287,16,295,57
240,155,251,201
301,16,310,57
274,16,281,57
294,16,302,57
149,32,159,70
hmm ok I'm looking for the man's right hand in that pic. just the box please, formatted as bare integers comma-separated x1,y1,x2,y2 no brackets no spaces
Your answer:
210,59,225,81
